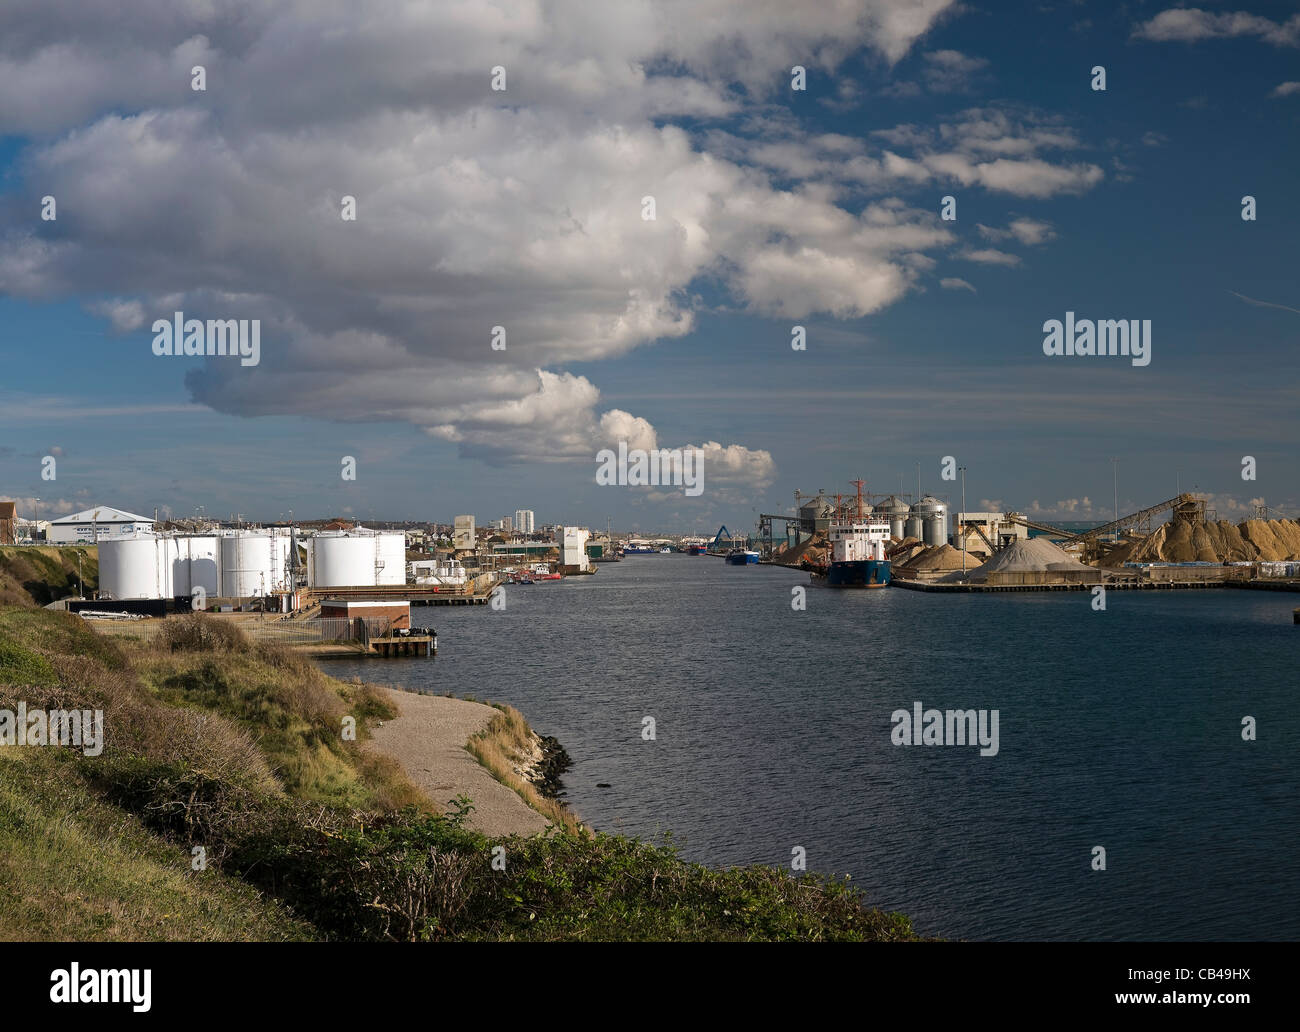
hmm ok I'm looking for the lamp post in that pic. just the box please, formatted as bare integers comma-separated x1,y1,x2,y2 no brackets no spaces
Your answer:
1112,457,1119,543
958,467,967,575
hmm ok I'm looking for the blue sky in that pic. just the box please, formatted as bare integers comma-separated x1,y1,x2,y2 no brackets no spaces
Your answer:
1,1,1298,533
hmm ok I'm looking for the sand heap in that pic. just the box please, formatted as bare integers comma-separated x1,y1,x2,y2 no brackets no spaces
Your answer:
900,544,974,572
941,537,1090,582
1106,518,1300,564
773,533,828,567
888,537,925,563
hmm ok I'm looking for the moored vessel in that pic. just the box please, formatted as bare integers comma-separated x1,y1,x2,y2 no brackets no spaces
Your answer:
815,479,892,588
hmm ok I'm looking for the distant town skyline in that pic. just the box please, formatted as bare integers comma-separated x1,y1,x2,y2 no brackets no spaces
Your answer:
2,1,1298,532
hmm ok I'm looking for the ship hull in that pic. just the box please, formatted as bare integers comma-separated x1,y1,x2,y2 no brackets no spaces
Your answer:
725,551,759,565
825,558,891,587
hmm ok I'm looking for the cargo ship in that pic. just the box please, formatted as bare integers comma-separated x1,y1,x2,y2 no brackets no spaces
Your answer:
687,543,708,555
814,479,892,588
725,549,760,565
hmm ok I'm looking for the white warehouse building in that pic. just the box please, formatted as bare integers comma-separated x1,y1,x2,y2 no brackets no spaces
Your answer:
49,505,153,544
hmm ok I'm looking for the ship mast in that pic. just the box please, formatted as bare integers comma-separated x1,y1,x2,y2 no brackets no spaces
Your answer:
851,479,866,520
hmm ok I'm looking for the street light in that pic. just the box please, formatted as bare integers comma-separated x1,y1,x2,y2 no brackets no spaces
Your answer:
958,467,967,575
1112,457,1119,543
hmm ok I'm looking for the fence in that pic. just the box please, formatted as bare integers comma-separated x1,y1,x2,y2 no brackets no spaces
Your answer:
251,615,395,647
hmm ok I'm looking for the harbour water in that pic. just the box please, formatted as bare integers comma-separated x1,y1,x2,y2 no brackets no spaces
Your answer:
325,555,1300,941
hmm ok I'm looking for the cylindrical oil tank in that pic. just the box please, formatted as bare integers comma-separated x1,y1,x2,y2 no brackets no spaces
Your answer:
268,534,292,592
172,536,221,599
220,534,275,597
311,534,377,588
182,535,219,590
100,537,170,599
879,495,910,539
916,496,948,546
376,533,406,585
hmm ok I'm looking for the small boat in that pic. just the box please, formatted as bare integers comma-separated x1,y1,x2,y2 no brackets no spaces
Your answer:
688,544,708,555
725,549,760,565
532,563,562,581
622,544,655,554
658,546,671,553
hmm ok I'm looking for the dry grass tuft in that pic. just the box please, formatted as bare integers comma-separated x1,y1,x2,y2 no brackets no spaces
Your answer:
467,703,585,836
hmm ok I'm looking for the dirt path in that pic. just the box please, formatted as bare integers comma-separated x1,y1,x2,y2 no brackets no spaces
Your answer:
365,688,551,838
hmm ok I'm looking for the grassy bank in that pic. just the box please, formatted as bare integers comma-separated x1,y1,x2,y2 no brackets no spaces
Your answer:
0,545,97,606
0,607,923,941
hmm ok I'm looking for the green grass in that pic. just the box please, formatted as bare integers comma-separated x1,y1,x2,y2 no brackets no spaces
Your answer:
0,749,312,942
0,546,97,607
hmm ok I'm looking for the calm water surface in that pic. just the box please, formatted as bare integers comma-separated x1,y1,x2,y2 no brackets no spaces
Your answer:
324,555,1300,941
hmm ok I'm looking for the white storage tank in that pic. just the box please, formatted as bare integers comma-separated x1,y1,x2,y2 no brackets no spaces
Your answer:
376,533,406,585
269,533,292,592
311,534,377,588
100,537,171,599
879,495,910,539
220,534,275,597
171,536,221,599
916,496,948,547
182,538,219,595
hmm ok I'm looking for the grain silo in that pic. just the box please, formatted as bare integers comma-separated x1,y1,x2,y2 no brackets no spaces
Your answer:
916,496,948,546
904,503,924,541
878,495,910,539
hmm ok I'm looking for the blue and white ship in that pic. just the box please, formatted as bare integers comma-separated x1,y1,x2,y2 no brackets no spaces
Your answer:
815,481,892,588
725,548,760,565
822,516,891,587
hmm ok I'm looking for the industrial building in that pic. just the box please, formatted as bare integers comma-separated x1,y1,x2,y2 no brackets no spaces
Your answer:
409,557,468,587
319,599,410,629
454,515,476,550
49,505,154,544
0,502,14,545
951,512,1030,557
555,525,591,573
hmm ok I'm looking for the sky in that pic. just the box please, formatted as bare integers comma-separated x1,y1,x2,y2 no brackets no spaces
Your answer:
1,0,1298,534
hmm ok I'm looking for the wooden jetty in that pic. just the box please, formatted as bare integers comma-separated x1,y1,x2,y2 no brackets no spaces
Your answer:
368,633,436,657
